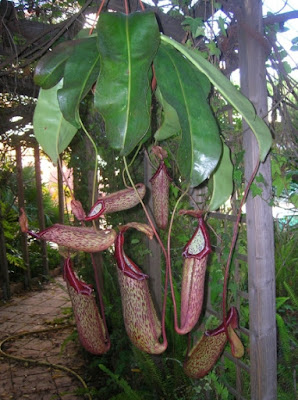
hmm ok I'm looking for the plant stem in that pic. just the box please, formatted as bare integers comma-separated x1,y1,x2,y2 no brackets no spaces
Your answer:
166,185,190,335
89,0,105,35
123,156,168,348
79,117,98,205
122,142,142,188
222,160,260,336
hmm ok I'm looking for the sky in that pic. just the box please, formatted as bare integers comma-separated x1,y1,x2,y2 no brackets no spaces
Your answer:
263,0,298,68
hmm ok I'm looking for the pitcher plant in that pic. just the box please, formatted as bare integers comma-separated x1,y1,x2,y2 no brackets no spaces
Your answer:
22,0,274,384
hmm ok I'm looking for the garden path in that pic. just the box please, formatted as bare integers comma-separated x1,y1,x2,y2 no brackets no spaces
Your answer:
0,276,88,400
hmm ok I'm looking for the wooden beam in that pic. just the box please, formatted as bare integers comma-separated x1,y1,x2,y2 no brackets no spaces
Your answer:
263,10,298,26
237,1,277,399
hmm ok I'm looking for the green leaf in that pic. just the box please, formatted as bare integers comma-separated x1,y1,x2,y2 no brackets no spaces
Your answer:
282,61,292,74
94,12,160,156
283,281,298,308
289,193,298,208
98,364,143,400
181,17,205,38
160,35,272,162
276,296,289,311
278,49,288,60
217,16,227,36
272,173,288,197
250,182,263,198
154,43,222,187
255,173,266,184
290,44,298,51
34,41,76,89
154,87,181,141
33,80,78,164
209,141,233,211
275,313,291,363
290,37,298,51
75,28,92,39
58,37,100,128
206,40,221,57
131,238,140,244
233,169,243,185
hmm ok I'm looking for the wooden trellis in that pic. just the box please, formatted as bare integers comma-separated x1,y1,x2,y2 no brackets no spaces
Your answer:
0,144,53,299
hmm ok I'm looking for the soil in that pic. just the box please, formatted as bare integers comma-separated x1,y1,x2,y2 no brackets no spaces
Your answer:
0,276,90,400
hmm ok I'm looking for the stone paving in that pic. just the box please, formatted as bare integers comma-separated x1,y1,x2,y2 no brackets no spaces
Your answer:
0,277,89,400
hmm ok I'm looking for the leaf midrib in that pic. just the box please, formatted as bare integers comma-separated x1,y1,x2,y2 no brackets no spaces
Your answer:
76,52,101,122
165,47,194,176
160,35,272,161
40,58,67,87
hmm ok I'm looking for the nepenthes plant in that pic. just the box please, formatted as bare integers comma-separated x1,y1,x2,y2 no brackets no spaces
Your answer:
22,2,272,381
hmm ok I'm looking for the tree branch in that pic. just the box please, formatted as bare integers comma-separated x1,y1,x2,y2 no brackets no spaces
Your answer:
263,10,298,26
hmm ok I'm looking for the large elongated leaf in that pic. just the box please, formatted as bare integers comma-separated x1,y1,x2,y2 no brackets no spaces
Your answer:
154,43,222,187
94,12,160,156
209,141,233,211
34,41,77,89
33,80,78,164
154,87,181,141
160,35,272,161
58,37,100,128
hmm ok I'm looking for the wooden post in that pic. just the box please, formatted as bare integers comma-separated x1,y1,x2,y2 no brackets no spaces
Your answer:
34,143,49,278
237,1,277,398
16,144,31,288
